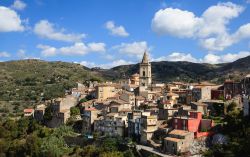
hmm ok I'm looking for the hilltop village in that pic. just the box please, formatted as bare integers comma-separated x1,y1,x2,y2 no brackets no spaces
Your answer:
24,52,250,156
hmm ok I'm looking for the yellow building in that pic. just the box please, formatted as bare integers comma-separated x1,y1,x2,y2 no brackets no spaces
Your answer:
130,73,140,85
95,83,120,101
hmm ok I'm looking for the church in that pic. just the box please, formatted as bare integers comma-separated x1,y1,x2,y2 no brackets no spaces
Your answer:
138,51,164,100
118,51,164,100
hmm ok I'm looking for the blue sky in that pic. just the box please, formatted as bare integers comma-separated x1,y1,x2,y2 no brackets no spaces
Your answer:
0,0,250,68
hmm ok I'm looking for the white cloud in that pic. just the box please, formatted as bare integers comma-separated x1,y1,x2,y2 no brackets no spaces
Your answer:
11,0,27,11
233,23,250,41
37,42,106,57
87,42,106,52
37,44,57,57
105,21,129,37
0,51,11,57
113,41,149,58
103,59,133,68
200,33,234,51
79,61,98,68
59,43,89,55
79,59,133,69
151,2,250,51
203,51,250,63
59,42,105,55
202,54,221,64
198,2,243,38
154,51,250,64
34,20,85,42
152,8,200,38
0,6,24,32
154,52,199,62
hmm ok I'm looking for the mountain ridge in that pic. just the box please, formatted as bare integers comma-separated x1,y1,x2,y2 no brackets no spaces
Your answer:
93,55,250,83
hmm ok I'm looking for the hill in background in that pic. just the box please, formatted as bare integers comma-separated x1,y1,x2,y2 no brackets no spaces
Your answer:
0,55,250,115
96,55,250,83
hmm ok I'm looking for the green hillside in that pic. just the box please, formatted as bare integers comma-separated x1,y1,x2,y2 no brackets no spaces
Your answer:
0,60,102,115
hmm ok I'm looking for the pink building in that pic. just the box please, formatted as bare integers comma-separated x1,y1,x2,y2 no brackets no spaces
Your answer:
172,112,213,138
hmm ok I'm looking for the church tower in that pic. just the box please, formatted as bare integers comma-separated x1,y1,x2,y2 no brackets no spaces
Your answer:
139,51,152,89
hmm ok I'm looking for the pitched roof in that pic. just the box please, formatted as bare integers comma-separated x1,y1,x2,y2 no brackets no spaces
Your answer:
141,51,149,63
164,137,181,142
169,129,191,136
24,108,34,113
85,107,98,111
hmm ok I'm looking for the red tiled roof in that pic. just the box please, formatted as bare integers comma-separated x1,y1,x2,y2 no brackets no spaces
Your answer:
85,107,97,111
24,108,34,113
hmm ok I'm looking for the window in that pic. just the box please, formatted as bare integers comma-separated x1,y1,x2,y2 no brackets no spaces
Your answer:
143,71,145,76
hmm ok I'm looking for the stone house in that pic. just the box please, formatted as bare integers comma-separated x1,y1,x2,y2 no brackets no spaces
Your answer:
94,113,126,137
140,115,157,144
82,107,100,133
163,129,194,154
190,102,208,115
95,83,121,101
127,111,151,140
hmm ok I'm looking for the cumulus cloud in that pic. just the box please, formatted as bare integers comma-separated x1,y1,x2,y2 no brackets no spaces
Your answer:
87,42,106,52
152,8,200,38
113,41,149,58
79,59,133,69
105,21,129,37
152,2,250,51
0,6,25,32
203,51,250,63
11,0,27,11
59,43,89,55
79,61,98,68
34,20,85,42
37,42,106,57
202,54,221,64
153,52,199,62
0,51,11,57
154,51,250,64
37,44,57,57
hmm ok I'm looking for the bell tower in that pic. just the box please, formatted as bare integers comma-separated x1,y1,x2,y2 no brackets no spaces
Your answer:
139,51,152,89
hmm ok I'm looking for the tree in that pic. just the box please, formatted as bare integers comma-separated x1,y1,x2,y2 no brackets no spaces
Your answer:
79,98,87,103
123,149,135,157
70,107,80,117
81,145,99,157
99,151,124,157
25,134,42,157
43,105,53,122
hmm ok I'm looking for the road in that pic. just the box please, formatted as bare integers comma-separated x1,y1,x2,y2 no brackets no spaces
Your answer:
136,144,174,157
